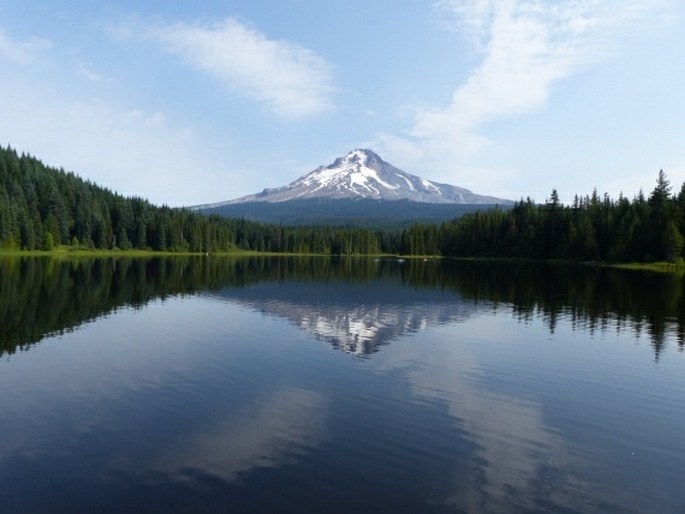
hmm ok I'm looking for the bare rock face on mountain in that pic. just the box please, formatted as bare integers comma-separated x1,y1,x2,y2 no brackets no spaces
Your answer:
198,149,510,207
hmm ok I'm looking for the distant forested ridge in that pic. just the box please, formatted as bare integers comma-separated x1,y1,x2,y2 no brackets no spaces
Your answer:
197,198,505,229
1,146,683,262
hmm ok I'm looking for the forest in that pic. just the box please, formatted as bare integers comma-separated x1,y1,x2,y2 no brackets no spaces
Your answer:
432,172,685,262
0,146,385,255
1,145,684,262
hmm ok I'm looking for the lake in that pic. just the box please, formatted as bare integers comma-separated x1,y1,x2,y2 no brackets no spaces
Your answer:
1,256,684,513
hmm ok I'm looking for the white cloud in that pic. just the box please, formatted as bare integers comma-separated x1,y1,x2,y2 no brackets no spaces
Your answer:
0,27,52,64
0,20,259,207
115,17,335,117
155,387,328,481
76,63,105,82
0,78,245,206
373,317,575,512
375,0,679,187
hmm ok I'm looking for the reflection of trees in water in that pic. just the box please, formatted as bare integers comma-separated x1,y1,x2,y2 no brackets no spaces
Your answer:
1,256,683,358
0,256,383,356
427,261,685,358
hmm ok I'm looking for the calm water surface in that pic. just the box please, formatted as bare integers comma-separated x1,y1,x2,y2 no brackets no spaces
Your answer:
1,257,684,513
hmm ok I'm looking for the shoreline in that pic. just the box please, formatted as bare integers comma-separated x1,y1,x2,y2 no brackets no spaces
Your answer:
1,248,683,272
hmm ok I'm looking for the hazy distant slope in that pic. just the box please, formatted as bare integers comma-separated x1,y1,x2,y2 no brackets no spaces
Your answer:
199,198,508,228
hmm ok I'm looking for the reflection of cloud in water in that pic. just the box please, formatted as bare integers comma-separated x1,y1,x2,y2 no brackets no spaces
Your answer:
156,387,328,482
210,284,580,507
375,338,583,513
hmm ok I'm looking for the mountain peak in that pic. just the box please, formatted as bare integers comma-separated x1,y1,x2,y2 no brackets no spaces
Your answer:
196,149,512,207
325,148,384,177
336,148,379,163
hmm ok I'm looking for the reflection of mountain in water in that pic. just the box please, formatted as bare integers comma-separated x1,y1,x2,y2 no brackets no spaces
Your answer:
209,281,476,355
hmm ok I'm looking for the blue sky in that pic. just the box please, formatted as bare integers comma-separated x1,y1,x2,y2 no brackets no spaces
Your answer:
1,1,684,206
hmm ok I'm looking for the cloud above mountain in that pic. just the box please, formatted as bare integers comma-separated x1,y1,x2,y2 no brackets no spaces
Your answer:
375,0,679,183
112,17,335,117
0,27,52,64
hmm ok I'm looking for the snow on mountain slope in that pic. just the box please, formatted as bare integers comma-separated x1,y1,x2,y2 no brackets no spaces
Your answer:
196,149,511,207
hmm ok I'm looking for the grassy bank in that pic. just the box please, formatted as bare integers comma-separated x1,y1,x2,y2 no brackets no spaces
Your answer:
607,260,685,273
2,247,684,273
0,246,395,259
0,246,230,258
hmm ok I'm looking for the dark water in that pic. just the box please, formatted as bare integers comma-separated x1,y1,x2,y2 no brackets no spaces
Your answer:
1,256,684,513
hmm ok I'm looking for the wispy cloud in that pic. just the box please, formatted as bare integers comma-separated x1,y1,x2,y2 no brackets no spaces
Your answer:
0,20,255,207
0,27,52,64
113,17,335,117
375,0,679,185
76,62,105,82
0,78,241,206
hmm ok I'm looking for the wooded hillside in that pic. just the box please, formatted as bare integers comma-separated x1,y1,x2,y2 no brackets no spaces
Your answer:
0,146,384,254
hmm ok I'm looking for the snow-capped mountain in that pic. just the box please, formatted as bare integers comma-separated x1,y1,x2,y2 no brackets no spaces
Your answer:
198,149,510,207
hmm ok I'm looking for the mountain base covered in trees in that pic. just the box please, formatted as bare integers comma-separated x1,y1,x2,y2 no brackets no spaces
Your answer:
196,198,507,229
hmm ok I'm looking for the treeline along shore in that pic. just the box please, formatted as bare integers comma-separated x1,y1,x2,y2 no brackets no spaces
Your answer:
1,146,684,262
